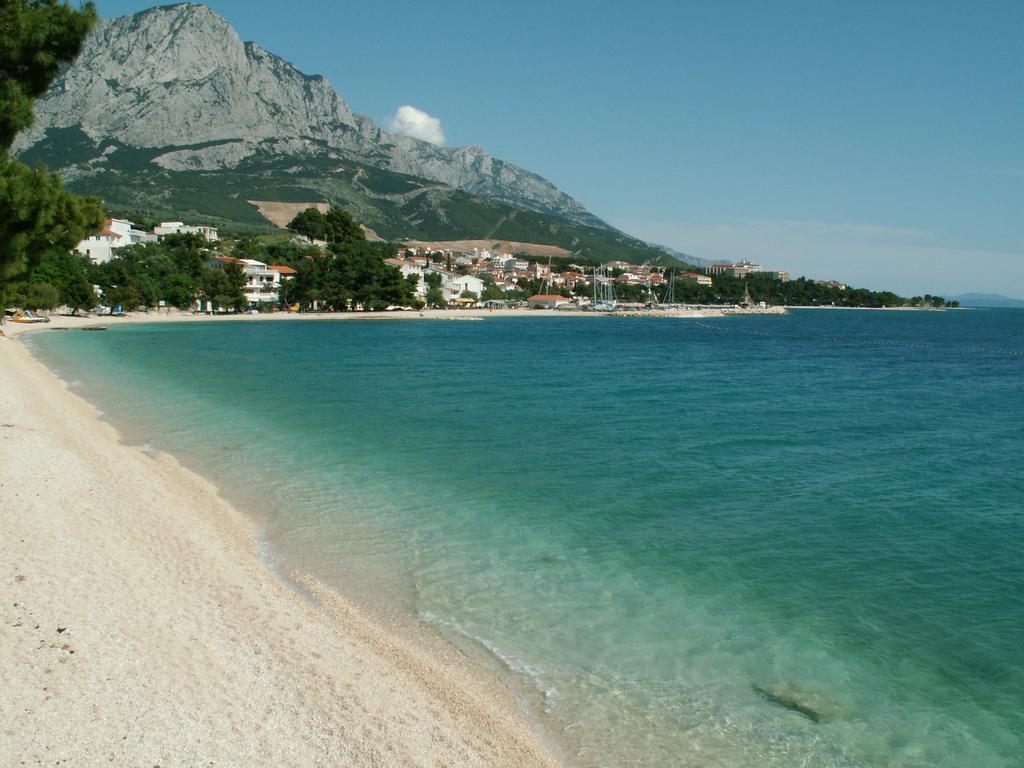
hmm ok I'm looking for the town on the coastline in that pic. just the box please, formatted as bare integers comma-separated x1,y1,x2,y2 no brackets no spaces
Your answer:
4,208,958,321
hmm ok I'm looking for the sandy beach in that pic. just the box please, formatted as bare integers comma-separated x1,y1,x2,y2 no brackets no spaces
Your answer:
0,326,563,766
0,303,761,335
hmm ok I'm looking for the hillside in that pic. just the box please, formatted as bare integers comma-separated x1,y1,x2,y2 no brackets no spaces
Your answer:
20,125,673,264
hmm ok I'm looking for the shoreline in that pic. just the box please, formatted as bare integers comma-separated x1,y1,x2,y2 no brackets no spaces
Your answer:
0,301,967,338
0,331,566,766
1,305,750,334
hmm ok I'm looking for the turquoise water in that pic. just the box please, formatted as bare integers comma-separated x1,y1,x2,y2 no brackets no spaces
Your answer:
31,310,1024,767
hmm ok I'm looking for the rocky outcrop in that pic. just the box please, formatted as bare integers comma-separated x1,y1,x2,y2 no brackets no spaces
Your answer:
14,3,607,230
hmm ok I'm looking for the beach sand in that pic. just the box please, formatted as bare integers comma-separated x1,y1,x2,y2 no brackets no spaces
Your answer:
0,304,739,334
0,328,563,767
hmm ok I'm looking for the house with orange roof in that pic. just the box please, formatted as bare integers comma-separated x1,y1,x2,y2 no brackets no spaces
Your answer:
267,264,297,279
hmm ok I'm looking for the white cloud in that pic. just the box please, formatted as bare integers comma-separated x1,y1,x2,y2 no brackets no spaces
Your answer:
386,105,446,145
613,216,1024,298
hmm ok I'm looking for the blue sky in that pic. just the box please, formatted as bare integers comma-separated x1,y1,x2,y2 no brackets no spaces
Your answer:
95,0,1023,297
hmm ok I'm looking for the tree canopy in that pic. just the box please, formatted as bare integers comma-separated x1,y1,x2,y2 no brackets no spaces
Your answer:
286,205,366,245
284,240,416,312
1,0,103,291
0,153,103,281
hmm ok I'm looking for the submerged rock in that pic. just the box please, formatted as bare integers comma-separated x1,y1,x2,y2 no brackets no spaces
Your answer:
752,682,845,723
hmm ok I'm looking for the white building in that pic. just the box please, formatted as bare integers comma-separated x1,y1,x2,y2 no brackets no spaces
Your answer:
75,218,154,264
154,221,219,242
425,268,484,300
385,258,427,298
503,257,530,271
214,257,281,306
704,260,764,279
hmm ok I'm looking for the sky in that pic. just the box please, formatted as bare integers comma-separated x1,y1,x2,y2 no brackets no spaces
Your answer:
94,0,1023,297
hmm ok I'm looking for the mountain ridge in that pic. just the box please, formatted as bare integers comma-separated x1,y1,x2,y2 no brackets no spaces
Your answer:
13,3,610,232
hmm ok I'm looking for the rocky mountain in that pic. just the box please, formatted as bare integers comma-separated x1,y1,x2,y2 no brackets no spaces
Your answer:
13,3,607,232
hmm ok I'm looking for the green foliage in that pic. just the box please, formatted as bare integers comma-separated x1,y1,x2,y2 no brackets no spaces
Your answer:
908,294,951,308
30,249,94,311
287,205,366,245
86,234,235,311
0,0,97,147
425,285,445,308
324,205,365,244
161,273,199,310
286,240,411,311
0,153,104,282
200,261,246,312
1,0,103,287
24,281,59,309
479,274,510,302
39,152,680,265
422,271,446,308
287,207,326,241
222,237,317,269
632,272,953,308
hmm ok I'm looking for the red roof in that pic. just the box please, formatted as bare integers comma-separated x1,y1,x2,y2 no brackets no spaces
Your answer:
267,264,297,275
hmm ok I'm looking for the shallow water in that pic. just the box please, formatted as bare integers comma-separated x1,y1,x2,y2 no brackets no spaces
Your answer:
32,309,1024,767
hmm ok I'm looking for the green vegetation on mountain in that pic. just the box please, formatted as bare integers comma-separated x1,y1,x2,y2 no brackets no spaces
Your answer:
31,136,676,265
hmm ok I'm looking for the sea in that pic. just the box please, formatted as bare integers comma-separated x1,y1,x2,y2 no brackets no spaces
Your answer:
30,309,1024,768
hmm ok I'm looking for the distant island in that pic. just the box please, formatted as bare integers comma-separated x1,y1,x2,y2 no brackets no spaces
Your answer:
949,293,1024,309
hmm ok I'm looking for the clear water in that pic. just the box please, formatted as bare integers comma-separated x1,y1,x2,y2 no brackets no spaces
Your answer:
31,310,1024,767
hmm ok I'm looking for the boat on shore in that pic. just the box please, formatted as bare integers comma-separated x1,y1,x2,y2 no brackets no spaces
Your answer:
9,309,50,324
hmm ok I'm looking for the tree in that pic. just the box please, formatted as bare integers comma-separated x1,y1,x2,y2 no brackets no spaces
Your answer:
25,281,59,309
286,208,326,241
287,205,364,246
200,262,246,312
1,0,97,147
323,205,365,245
63,271,95,313
1,0,103,288
161,273,199,309
32,249,93,311
0,155,103,281
425,285,445,308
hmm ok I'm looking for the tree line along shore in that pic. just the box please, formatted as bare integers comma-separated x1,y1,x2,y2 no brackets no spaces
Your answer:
4,207,959,317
